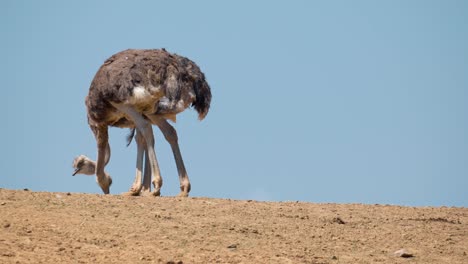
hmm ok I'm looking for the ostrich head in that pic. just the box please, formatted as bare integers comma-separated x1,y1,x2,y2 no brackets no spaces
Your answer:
72,155,96,176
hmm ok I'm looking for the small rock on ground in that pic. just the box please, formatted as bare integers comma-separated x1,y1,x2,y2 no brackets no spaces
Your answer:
394,249,414,258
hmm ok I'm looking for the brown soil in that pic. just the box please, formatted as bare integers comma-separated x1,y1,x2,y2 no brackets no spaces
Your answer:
0,188,467,263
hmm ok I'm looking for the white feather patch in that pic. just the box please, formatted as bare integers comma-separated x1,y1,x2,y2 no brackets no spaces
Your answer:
126,86,152,106
132,86,149,100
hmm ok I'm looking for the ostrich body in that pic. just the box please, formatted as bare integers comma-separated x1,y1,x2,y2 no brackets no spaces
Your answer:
73,49,211,196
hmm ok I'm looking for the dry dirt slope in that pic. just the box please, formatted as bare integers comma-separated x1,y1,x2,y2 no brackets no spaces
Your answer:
0,188,467,263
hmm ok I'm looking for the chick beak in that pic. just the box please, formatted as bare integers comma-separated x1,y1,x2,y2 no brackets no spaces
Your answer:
72,168,80,176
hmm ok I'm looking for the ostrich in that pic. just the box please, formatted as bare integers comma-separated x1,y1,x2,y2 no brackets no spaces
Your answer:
72,49,211,197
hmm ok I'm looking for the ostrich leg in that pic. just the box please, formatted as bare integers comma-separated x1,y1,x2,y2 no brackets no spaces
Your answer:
126,130,145,195
141,151,152,194
130,131,153,196
150,117,191,197
113,104,163,196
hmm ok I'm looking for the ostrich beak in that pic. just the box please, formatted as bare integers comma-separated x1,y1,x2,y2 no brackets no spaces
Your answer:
72,168,80,176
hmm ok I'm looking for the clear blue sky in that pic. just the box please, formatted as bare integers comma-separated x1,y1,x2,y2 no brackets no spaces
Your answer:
2,0,467,206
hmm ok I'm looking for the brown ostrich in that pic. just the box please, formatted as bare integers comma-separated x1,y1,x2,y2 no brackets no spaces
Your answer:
72,49,211,197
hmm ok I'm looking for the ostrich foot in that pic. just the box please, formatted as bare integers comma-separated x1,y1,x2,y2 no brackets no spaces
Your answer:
177,182,190,197
152,189,161,197
152,178,162,197
121,183,142,196
129,183,142,195
177,191,189,197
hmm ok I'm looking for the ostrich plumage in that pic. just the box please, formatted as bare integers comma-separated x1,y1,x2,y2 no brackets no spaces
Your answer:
73,49,211,196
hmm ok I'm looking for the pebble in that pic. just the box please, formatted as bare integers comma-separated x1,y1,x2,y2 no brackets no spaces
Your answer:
332,217,346,224
227,244,238,249
394,249,414,258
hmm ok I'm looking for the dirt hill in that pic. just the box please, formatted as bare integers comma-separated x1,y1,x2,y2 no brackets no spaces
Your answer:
0,188,466,263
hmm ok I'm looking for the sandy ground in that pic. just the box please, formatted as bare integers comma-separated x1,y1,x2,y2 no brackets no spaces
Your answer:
0,188,467,263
